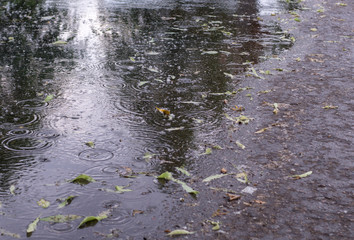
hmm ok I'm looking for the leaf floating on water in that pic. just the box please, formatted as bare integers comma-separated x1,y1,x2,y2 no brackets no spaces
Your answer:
115,185,132,193
213,145,223,150
78,214,106,229
291,171,312,179
27,217,40,234
248,67,264,79
236,141,245,150
37,199,50,209
202,173,229,182
165,127,184,132
10,185,16,195
167,229,195,236
58,195,77,208
44,94,54,103
236,172,249,184
157,171,173,181
156,107,170,116
41,215,82,223
310,28,318,32
52,40,67,45
200,147,212,155
201,50,218,55
0,228,20,239
70,174,95,185
322,105,338,109
192,118,203,124
146,51,160,56
176,167,191,176
207,220,221,231
85,141,95,148
129,57,136,62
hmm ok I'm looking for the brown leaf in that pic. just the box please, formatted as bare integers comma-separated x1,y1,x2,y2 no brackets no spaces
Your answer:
132,210,144,216
254,200,266,204
220,168,228,174
226,193,241,201
212,209,228,217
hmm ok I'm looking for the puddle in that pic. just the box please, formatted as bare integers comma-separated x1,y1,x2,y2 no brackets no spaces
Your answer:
0,0,292,238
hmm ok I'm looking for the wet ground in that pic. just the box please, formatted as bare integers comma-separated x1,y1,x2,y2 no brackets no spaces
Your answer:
0,0,353,239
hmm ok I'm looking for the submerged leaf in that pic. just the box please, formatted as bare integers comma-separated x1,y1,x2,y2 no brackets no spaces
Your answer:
173,179,199,195
157,171,173,181
291,171,312,179
37,199,50,209
167,229,195,236
27,217,40,234
70,174,95,185
143,152,156,161
322,105,338,109
203,174,229,182
58,195,77,208
44,94,54,103
41,215,81,223
138,81,149,87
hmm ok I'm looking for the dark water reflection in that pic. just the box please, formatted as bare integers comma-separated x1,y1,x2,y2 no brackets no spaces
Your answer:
0,0,291,238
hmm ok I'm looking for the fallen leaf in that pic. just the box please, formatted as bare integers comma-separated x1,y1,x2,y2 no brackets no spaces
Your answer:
236,141,245,150
143,152,156,161
157,171,173,181
85,141,95,148
254,200,266,204
70,174,95,185
147,67,159,73
291,171,312,179
37,199,50,208
0,228,20,238
203,174,229,182
255,127,269,134
310,28,318,32
52,40,67,45
167,229,195,236
129,57,135,62
44,94,54,103
27,217,40,234
226,193,241,201
41,215,82,223
200,148,212,155
322,105,338,109
212,209,228,217
78,212,108,229
10,185,15,195
138,81,149,87
58,196,77,208
115,185,132,193
273,103,279,114
220,168,227,174
132,210,144,216
176,167,191,176
173,179,199,195
207,220,220,231
156,107,170,116
241,186,257,194
201,50,218,55
213,145,223,150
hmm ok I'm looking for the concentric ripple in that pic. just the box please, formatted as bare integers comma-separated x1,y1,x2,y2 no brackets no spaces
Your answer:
1,136,53,152
78,148,114,162
16,99,48,110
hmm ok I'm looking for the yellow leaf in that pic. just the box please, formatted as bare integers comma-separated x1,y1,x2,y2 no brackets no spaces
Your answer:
156,107,170,116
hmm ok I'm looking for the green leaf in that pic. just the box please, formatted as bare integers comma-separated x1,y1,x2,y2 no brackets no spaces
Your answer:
223,72,235,79
27,217,40,234
147,67,159,73
294,17,301,22
200,148,212,155
37,198,50,209
70,174,95,185
78,212,108,228
58,195,77,208
167,229,195,236
44,94,54,103
212,145,223,150
173,179,199,195
157,171,173,181
176,167,191,176
203,174,229,182
41,215,82,223
129,57,136,62
322,105,338,109
143,152,155,161
291,171,313,179
52,40,67,45
115,185,132,193
85,141,95,148
208,220,220,231
10,185,15,195
249,67,264,79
